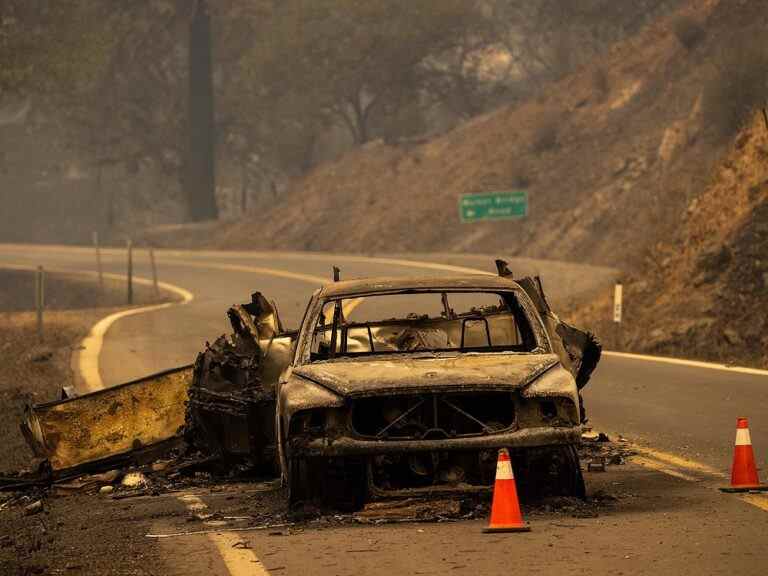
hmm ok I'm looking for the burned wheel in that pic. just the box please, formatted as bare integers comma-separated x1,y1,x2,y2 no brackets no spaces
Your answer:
513,444,585,501
288,456,367,511
288,456,312,505
553,444,586,499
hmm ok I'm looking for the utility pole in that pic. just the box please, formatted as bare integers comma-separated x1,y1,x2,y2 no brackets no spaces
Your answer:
127,239,134,305
186,0,218,221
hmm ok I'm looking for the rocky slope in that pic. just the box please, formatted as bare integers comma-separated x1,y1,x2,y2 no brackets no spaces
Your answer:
573,113,768,368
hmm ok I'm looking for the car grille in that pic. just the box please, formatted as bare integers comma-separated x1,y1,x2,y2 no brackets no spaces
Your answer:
351,392,515,440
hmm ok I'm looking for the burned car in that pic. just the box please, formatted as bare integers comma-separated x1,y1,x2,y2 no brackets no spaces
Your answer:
21,261,600,510
273,272,600,508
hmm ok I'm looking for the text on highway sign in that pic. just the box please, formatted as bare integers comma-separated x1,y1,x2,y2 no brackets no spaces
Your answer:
459,190,528,223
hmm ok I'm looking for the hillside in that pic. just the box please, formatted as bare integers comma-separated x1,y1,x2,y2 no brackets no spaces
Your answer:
135,0,768,368
197,0,741,269
573,113,768,368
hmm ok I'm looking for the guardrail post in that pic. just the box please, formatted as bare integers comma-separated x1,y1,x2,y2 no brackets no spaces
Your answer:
35,266,45,341
127,238,133,305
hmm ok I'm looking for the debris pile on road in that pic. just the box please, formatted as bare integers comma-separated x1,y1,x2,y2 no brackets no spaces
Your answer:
579,430,636,471
9,269,608,517
9,293,289,492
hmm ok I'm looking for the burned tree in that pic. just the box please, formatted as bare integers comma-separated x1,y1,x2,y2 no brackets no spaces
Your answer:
186,0,218,221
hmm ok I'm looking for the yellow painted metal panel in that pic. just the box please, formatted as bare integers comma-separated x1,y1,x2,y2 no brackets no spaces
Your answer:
26,366,192,471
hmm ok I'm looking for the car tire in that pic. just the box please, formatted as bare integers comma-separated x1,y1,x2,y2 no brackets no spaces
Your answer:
288,456,313,505
557,444,586,499
513,444,585,501
288,456,367,511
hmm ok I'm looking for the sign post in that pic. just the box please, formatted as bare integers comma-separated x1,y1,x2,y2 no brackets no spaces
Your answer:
459,191,528,223
613,282,623,350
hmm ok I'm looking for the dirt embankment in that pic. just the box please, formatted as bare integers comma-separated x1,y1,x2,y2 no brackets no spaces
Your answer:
0,310,110,473
0,268,175,473
572,114,768,369
140,0,768,370
0,268,166,312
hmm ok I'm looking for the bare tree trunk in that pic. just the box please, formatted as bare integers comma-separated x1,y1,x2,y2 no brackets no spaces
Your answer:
186,0,218,221
240,159,248,214
354,101,369,145
99,165,116,229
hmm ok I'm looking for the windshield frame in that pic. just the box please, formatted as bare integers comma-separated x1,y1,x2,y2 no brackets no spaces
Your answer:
296,286,550,365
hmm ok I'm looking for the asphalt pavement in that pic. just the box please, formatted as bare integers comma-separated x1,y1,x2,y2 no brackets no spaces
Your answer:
1,243,767,576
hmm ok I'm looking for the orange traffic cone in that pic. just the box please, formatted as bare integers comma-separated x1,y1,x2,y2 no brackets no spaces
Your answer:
483,448,531,533
720,417,768,493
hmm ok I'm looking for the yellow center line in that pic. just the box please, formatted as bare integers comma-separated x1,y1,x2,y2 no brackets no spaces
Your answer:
177,493,270,576
622,440,768,515
159,258,366,322
740,494,768,512
163,258,329,285
342,297,365,317
631,456,702,482
631,445,726,478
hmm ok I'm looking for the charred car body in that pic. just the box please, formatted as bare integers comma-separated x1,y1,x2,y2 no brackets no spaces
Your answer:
188,262,600,508
21,262,600,510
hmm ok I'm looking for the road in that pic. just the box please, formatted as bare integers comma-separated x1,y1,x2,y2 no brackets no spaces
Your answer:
1,244,767,575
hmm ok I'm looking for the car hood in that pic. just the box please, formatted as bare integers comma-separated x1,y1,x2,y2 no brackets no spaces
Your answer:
292,353,559,398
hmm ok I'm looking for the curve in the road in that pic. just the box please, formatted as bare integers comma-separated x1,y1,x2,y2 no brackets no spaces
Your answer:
78,274,194,391
73,254,496,390
0,262,195,391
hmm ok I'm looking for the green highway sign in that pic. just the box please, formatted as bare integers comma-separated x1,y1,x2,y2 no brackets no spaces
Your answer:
459,190,528,223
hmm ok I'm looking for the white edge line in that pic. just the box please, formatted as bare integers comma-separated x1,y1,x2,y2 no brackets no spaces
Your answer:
603,350,768,377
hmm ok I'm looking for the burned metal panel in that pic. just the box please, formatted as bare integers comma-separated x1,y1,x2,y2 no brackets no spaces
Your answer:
185,333,273,462
295,426,582,456
184,292,295,465
279,377,344,423
259,335,295,392
516,275,601,389
22,366,192,472
293,353,559,398
520,364,580,405
236,291,284,339
555,322,601,389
